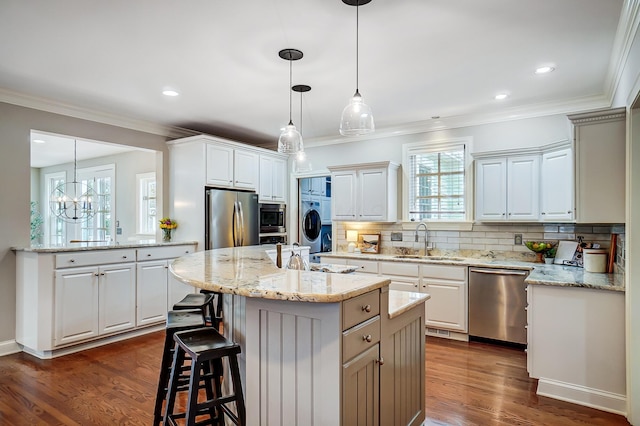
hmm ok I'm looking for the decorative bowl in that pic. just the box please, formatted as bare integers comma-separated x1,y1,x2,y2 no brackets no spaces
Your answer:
524,241,558,263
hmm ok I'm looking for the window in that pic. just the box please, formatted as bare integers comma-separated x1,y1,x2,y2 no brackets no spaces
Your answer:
76,164,115,242
136,172,157,235
403,138,472,223
44,171,66,246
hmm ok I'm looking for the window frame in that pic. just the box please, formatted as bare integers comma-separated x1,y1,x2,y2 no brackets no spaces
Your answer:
402,137,474,230
136,171,157,236
75,164,116,242
44,171,67,246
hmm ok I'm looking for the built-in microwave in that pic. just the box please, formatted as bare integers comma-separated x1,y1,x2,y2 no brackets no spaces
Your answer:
259,203,286,234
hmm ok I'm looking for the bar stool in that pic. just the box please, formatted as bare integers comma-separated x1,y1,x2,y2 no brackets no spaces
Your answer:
199,289,224,331
173,292,215,326
152,309,206,426
163,327,246,426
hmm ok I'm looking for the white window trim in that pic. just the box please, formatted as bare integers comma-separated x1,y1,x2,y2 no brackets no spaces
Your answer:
75,163,116,241
43,170,66,246
136,171,156,236
401,137,474,230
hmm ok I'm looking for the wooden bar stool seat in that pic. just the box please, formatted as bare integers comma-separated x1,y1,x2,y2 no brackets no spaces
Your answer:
152,309,206,426
173,292,215,326
198,289,224,330
163,327,246,426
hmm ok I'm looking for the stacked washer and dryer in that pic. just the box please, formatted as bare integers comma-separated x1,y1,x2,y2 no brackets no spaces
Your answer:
300,176,331,263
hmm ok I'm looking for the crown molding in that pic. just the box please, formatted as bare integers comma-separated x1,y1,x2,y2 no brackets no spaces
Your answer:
304,94,611,149
0,87,197,139
605,0,640,103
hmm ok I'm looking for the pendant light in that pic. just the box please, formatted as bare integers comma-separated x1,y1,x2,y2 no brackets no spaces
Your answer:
292,84,313,173
340,0,375,136
49,140,97,222
278,48,304,154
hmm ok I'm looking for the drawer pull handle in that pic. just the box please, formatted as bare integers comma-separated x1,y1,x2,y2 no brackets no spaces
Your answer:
363,334,372,343
122,255,127,259
362,304,371,313
147,254,152,257
376,357,384,366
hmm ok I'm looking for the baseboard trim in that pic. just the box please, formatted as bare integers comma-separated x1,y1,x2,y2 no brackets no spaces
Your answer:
0,339,22,357
537,378,627,416
20,324,165,360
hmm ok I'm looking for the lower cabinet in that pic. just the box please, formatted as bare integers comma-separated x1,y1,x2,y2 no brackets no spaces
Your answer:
343,344,380,426
55,262,136,346
136,260,170,326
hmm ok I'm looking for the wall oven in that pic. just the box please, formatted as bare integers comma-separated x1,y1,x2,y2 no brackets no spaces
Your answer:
259,203,286,234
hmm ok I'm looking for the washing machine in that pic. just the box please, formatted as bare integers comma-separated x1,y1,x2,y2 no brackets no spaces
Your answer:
301,199,322,255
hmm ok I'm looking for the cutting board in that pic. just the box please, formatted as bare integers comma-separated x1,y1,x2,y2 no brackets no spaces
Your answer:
554,240,579,265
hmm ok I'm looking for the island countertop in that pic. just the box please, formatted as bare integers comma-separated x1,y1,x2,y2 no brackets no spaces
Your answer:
12,240,198,253
169,245,391,303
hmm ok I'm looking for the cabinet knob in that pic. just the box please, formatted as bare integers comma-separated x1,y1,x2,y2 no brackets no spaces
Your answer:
363,334,372,343
362,304,371,313
69,259,75,263
567,211,572,214
376,357,385,366
414,284,418,288
147,254,152,257
185,250,190,254
94,273,100,277
541,212,546,215
122,255,127,259
508,213,512,216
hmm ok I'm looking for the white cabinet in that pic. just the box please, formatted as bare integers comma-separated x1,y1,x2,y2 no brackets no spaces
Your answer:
136,260,169,326
206,143,258,190
300,177,326,196
54,262,136,346
422,265,468,333
569,108,625,223
259,154,288,203
475,155,539,221
328,162,399,222
320,197,332,224
540,147,574,221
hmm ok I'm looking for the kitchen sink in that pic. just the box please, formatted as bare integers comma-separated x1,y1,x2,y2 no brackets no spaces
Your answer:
393,255,465,262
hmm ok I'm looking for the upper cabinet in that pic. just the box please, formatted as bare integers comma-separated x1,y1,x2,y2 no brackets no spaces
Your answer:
474,141,574,223
475,155,539,221
258,154,288,203
328,161,399,222
206,143,258,190
569,108,625,224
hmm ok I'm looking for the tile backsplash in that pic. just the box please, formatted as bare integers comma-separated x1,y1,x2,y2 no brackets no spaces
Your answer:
334,222,626,272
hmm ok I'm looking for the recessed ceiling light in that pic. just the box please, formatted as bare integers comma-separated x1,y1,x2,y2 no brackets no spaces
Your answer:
162,90,179,97
33,139,46,144
535,66,555,74
495,93,509,100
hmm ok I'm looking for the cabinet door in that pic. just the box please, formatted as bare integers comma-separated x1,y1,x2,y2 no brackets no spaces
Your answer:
258,155,274,202
423,278,467,332
507,155,539,221
342,344,380,426
206,144,234,187
54,267,100,346
475,158,507,221
320,197,332,224
541,148,574,221
332,171,357,220
234,149,258,189
311,177,325,196
386,277,420,292
136,261,168,326
99,263,136,335
272,157,288,202
359,168,388,221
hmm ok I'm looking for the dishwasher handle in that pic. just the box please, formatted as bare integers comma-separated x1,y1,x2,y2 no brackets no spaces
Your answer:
469,268,528,276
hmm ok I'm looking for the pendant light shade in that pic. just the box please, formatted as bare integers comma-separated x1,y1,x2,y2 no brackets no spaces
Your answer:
49,140,97,222
278,48,304,155
292,84,313,173
340,0,375,136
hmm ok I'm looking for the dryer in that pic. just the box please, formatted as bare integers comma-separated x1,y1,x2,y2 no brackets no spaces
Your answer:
301,199,322,254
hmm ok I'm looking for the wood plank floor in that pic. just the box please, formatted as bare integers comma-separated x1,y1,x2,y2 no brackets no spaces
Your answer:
0,331,631,425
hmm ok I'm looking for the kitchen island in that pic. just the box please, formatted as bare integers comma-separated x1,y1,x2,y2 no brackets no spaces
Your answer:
170,246,429,426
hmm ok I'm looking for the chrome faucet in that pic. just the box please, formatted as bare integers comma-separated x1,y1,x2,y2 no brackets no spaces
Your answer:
414,221,429,256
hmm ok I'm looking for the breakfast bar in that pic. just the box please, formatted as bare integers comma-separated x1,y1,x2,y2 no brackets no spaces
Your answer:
169,245,429,426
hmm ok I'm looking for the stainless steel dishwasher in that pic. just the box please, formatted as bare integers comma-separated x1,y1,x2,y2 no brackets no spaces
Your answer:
468,267,529,344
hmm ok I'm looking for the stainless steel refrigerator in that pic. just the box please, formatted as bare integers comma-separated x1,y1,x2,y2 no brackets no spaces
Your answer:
205,188,259,249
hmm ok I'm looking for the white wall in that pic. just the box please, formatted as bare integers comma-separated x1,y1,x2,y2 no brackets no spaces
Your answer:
0,101,171,345
38,149,157,243
305,114,570,171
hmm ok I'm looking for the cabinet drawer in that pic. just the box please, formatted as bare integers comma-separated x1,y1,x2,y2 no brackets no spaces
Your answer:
343,290,380,330
422,264,467,281
347,259,378,274
379,261,419,277
56,249,136,268
342,315,380,362
137,245,195,261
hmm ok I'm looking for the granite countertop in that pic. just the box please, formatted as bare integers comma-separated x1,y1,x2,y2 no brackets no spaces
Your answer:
12,240,199,253
169,246,391,303
388,290,430,319
320,252,624,293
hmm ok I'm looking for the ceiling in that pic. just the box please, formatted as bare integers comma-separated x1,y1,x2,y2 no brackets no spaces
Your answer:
0,0,629,149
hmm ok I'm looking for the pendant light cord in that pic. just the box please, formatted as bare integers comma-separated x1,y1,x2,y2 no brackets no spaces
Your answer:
356,1,359,92
289,58,293,124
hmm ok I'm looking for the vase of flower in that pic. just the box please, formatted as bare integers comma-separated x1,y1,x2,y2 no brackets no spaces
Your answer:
159,217,178,243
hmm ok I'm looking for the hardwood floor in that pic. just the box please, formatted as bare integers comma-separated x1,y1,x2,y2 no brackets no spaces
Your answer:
0,331,631,425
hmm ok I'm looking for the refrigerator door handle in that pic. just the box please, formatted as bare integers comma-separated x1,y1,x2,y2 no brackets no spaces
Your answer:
238,200,245,246
232,201,239,247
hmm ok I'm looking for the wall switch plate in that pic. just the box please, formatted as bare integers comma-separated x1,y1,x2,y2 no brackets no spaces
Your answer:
116,227,122,235
514,234,522,245
391,232,403,241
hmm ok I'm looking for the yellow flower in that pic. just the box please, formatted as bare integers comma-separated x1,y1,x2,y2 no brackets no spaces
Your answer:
159,217,178,230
